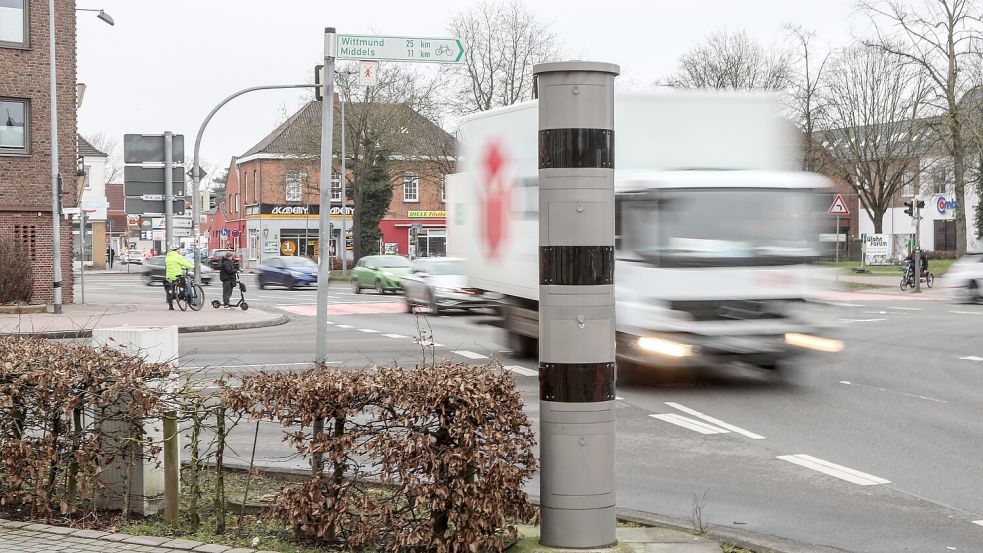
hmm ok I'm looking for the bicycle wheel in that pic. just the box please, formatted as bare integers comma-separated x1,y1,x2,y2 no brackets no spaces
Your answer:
176,285,189,311
926,273,934,289
900,276,908,291
188,284,205,311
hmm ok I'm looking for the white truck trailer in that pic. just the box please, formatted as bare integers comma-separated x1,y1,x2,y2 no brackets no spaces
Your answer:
447,91,840,371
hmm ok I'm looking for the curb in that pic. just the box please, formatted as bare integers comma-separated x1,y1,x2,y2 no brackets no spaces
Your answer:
0,312,290,339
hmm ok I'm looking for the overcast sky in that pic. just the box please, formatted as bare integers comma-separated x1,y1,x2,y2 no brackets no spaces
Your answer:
76,0,870,183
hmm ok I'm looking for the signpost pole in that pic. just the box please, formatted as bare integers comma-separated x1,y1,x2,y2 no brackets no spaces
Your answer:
913,200,921,293
164,132,174,250
534,61,619,548
340,95,348,276
835,216,840,263
312,27,336,477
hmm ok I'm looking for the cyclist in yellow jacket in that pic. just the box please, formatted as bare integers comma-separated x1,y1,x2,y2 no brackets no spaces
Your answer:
164,244,193,311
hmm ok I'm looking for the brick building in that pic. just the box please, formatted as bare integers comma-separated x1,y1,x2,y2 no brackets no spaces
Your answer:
0,0,77,303
229,100,454,267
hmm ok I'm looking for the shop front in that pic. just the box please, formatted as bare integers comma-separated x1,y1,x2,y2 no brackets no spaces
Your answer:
244,203,354,267
379,210,447,258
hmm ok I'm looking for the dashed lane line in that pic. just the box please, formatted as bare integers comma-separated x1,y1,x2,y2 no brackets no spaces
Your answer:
959,356,983,362
949,310,983,315
840,318,887,323
503,365,538,377
358,328,379,333
650,414,728,435
453,350,489,360
383,333,407,339
972,520,983,527
777,454,890,486
889,306,922,311
665,402,765,439
336,324,354,329
839,380,947,403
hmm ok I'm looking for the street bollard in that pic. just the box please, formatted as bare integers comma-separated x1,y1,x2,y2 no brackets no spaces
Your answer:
91,326,179,516
534,61,620,548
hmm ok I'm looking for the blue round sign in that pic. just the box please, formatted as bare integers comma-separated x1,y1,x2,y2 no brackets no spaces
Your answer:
220,228,229,237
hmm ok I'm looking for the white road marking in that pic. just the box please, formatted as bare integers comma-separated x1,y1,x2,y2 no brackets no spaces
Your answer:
665,402,765,439
863,311,890,315
889,306,922,311
949,310,983,315
972,520,983,527
383,333,407,339
357,328,379,333
651,413,728,435
830,302,864,307
777,454,890,486
336,324,354,329
453,350,489,360
840,318,887,323
615,396,625,401
838,380,947,403
503,365,538,377
959,356,983,362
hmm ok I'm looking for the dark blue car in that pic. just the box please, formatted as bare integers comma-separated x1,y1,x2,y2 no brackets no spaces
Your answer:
257,256,319,289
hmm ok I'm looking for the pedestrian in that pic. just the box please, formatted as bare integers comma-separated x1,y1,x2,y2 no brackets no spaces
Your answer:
107,247,115,269
220,251,237,309
164,243,193,311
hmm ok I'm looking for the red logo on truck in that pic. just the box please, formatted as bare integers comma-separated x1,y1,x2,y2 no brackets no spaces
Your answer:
479,141,511,260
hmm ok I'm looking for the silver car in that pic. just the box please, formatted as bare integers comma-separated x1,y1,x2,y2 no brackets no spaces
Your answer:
946,252,983,302
400,257,496,315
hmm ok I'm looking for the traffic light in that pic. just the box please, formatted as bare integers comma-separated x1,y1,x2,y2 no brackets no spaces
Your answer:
917,200,925,210
314,64,324,102
904,200,913,217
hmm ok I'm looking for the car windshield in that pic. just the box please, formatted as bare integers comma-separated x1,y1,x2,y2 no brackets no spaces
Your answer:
621,188,820,267
281,257,316,268
377,257,411,268
426,260,464,275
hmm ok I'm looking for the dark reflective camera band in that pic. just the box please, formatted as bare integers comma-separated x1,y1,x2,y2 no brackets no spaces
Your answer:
540,246,613,285
539,128,614,169
539,362,616,402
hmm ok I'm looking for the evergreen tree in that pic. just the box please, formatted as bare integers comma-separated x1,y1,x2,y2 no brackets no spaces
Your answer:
352,152,393,261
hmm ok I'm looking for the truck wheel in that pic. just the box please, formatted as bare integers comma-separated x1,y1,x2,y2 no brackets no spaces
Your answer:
508,331,537,358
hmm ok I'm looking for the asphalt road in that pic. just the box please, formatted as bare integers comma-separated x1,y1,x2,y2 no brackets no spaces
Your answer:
83,273,983,552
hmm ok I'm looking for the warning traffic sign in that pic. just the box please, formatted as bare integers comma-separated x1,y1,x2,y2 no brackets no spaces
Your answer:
827,193,850,215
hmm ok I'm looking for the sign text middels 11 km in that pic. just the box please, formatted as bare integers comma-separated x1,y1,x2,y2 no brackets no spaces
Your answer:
336,34,464,63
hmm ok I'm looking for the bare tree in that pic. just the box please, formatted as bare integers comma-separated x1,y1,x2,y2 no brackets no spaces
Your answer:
445,0,561,113
786,25,832,171
283,63,454,260
663,30,793,91
818,44,931,233
861,0,983,254
84,132,122,183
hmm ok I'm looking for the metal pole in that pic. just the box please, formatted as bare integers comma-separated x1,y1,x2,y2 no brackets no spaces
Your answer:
49,0,62,313
191,84,320,286
835,217,840,263
341,94,347,276
79,210,85,304
534,61,619,548
316,28,335,367
164,132,174,250
914,200,922,293
162,410,179,525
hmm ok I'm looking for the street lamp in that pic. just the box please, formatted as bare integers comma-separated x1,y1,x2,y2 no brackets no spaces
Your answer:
77,8,115,25
49,5,114,313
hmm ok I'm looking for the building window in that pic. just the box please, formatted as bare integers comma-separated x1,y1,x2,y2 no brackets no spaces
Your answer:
0,98,28,154
286,173,302,202
331,172,342,202
0,0,28,48
84,165,92,189
901,170,914,197
403,172,419,203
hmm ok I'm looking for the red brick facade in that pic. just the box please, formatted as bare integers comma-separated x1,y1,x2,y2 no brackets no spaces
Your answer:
0,0,77,303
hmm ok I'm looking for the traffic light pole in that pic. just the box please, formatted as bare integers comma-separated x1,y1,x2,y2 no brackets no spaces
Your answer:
913,200,922,293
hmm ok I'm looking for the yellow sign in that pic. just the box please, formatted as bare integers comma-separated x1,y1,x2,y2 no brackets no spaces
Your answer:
407,210,446,218
280,240,297,256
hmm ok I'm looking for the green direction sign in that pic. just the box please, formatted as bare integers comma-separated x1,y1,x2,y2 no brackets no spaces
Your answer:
337,34,464,63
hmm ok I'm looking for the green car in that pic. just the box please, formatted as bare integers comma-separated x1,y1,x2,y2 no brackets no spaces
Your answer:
352,255,413,294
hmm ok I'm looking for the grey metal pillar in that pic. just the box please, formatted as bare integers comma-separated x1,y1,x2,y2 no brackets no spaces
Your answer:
49,0,62,313
315,27,336,366
340,95,348,275
164,131,174,249
534,61,619,548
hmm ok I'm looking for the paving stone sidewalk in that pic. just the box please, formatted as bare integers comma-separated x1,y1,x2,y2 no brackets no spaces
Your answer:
0,520,274,553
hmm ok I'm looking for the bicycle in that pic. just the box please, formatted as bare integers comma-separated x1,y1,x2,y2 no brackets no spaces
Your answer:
173,268,205,311
899,264,934,291
435,44,452,56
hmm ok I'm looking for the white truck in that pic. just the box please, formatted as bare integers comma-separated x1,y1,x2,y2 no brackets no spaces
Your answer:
447,91,840,372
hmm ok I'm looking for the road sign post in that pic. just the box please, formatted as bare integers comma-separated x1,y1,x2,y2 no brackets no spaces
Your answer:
534,61,620,548
826,193,850,264
164,131,174,249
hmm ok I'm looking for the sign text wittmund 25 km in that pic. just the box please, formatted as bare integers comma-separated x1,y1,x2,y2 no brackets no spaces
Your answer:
337,34,464,63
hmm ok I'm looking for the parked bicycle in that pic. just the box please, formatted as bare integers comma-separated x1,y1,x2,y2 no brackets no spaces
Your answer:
173,268,205,311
